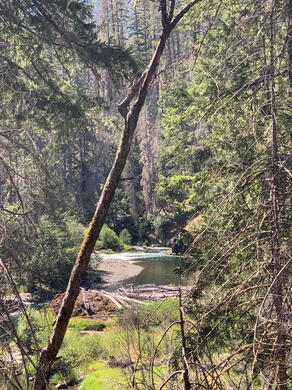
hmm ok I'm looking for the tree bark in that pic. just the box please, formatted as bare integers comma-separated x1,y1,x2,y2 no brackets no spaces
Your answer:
33,1,203,388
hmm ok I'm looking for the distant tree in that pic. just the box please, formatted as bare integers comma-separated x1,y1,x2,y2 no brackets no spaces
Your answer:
99,224,123,250
119,228,132,245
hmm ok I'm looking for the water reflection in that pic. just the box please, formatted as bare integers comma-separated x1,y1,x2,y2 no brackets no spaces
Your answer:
121,255,186,287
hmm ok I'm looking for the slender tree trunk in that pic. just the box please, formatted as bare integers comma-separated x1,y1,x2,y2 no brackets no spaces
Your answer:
287,0,292,91
33,2,203,388
269,7,288,390
179,288,191,390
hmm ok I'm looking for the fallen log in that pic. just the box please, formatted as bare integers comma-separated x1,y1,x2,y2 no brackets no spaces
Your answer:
114,295,148,305
101,293,122,309
103,293,131,308
115,285,191,302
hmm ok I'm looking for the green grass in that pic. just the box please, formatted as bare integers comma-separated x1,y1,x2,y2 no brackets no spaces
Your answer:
50,303,183,387
79,362,125,390
118,298,180,331
79,361,167,390
98,328,123,358
68,317,107,332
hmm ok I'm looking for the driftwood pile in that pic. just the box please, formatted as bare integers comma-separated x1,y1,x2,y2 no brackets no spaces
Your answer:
48,288,117,317
102,285,191,308
47,286,191,318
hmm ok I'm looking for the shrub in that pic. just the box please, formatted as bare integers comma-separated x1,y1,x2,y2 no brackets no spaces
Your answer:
52,331,104,383
118,299,179,330
99,225,122,251
119,229,132,245
61,331,104,362
51,345,80,383
122,244,132,251
17,308,55,351
27,215,86,290
80,334,103,358
95,239,103,250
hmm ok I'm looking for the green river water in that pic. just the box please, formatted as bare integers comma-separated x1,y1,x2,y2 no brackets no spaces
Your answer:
121,253,186,287
99,249,187,290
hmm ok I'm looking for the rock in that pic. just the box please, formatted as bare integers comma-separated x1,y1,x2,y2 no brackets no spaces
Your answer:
56,381,67,389
107,355,119,368
169,235,187,255
120,359,134,368
107,355,134,368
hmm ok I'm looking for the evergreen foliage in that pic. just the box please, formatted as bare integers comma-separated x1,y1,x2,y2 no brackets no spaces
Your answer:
119,228,132,245
0,0,139,293
98,224,123,250
28,215,86,290
157,0,292,386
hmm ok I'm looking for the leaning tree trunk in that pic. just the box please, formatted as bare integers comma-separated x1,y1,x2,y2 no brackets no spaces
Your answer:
33,1,202,388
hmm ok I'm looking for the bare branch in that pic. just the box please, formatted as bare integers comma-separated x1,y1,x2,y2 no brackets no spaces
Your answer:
168,0,175,21
170,0,203,30
159,370,184,390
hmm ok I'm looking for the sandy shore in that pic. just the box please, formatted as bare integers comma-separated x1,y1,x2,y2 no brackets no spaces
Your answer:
94,255,144,287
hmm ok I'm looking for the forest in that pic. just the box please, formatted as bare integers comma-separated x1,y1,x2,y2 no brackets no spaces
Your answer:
1,0,292,389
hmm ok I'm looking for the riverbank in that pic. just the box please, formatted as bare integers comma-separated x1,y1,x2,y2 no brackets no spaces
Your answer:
94,253,144,287
95,256,145,287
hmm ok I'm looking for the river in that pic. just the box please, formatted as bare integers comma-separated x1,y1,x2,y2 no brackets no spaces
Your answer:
96,247,187,290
